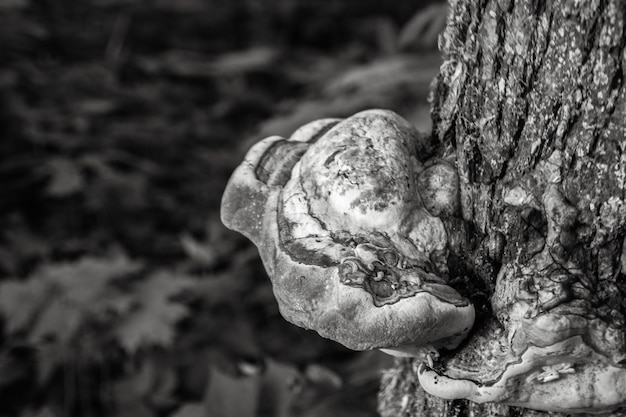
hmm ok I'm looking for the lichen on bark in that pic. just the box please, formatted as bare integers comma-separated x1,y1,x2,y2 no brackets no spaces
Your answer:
379,0,626,415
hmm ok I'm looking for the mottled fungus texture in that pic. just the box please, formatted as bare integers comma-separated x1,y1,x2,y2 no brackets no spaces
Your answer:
221,110,475,355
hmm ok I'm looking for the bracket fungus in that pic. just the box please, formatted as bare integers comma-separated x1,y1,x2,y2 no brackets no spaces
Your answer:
221,109,475,357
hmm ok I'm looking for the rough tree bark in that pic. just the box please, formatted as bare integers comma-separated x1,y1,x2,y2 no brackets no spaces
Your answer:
379,0,626,416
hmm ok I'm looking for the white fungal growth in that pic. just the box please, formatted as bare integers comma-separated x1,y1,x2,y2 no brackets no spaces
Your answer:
221,109,474,355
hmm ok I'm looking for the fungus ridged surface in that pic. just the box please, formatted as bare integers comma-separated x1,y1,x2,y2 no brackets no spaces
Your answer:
221,109,475,355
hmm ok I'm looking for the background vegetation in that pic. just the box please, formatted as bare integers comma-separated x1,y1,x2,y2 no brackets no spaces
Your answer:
0,0,446,415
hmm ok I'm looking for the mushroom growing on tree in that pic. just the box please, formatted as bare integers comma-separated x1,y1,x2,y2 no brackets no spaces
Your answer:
222,110,475,358
221,0,626,414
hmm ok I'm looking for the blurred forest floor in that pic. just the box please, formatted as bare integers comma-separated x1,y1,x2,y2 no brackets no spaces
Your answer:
0,1,446,416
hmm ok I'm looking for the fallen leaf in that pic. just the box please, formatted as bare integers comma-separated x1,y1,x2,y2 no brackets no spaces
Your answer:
205,365,260,417
304,364,343,390
209,47,279,75
28,298,81,343
114,271,194,352
0,278,49,334
323,56,436,96
180,233,218,267
0,254,142,341
258,360,302,417
40,255,143,311
398,3,448,51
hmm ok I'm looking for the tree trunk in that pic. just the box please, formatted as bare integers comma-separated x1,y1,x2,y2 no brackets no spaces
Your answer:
378,0,626,415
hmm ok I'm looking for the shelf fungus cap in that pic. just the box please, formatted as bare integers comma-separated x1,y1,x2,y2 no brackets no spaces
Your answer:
417,329,626,413
221,109,474,353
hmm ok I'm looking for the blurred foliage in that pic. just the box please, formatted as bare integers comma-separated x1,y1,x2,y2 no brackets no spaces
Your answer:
0,0,446,416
